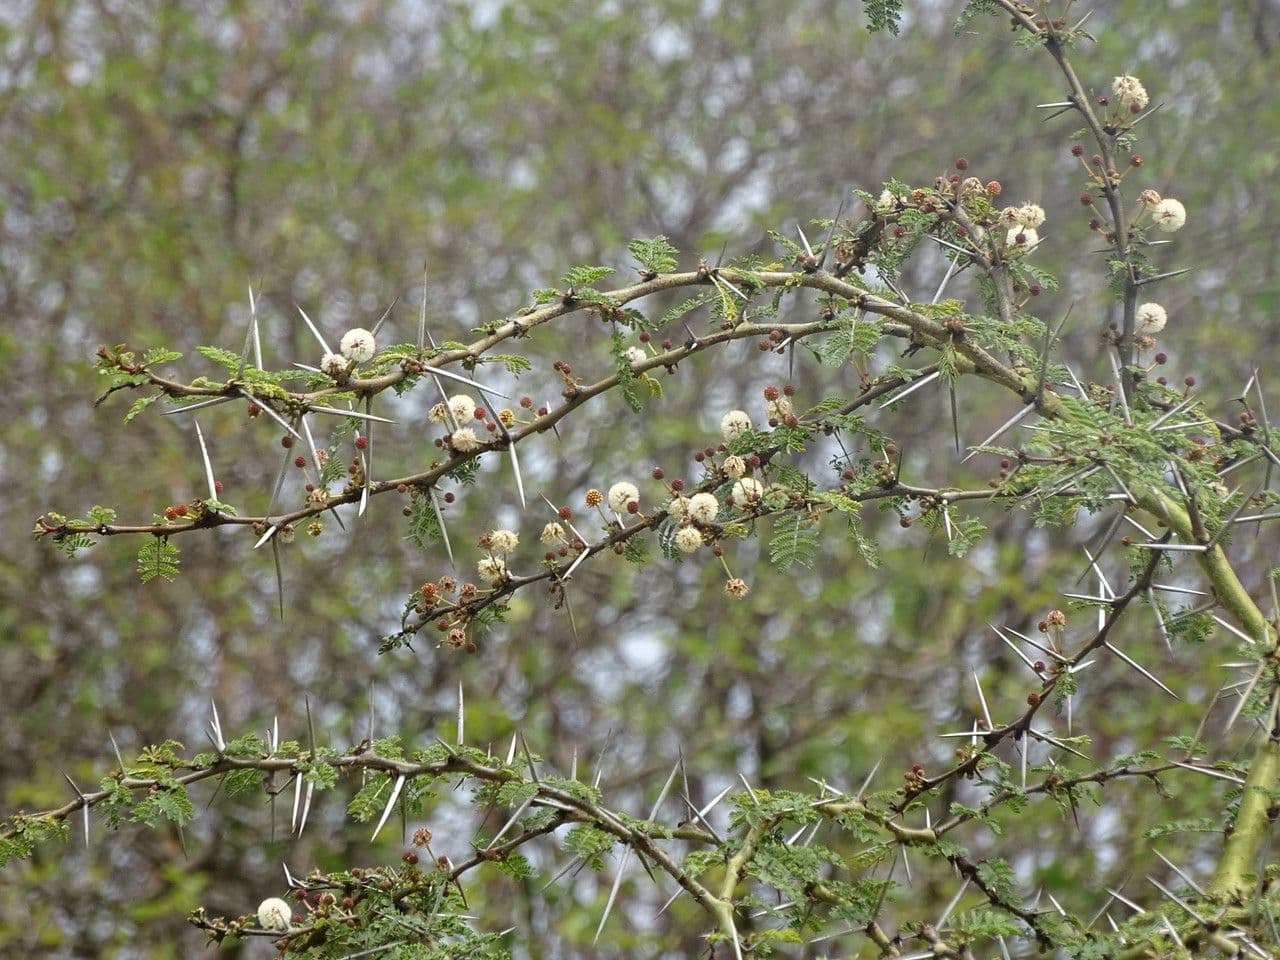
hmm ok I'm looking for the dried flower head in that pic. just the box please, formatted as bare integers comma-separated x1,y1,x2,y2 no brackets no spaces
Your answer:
997,206,1022,228
688,492,719,523
1152,198,1186,233
720,409,752,439
1137,188,1162,209
339,327,376,364
488,529,519,555
607,482,639,514
1136,302,1168,334
766,397,793,420
722,454,747,479
320,352,348,377
540,522,567,545
477,556,507,583
1017,203,1046,229
450,427,482,453
732,478,765,503
257,897,293,931
428,402,450,424
674,526,704,553
1112,74,1149,111
724,577,750,599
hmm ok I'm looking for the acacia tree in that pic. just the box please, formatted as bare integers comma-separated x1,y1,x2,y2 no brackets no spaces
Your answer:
7,2,1279,957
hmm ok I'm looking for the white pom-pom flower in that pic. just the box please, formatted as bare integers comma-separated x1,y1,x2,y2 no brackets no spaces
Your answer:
477,556,507,583
667,496,690,519
1136,302,1168,334
733,478,765,503
607,482,639,514
1005,227,1040,252
339,327,376,364
625,346,647,366
688,492,719,524
450,427,482,452
674,526,704,553
720,410,752,439
448,394,477,423
320,352,348,377
1153,198,1186,233
257,897,293,931
488,529,519,555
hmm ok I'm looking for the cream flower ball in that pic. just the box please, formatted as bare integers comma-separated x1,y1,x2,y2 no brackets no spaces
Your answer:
720,410,752,439
339,328,376,364
687,492,719,523
674,526,704,553
257,897,293,931
1136,302,1167,333
607,482,640,514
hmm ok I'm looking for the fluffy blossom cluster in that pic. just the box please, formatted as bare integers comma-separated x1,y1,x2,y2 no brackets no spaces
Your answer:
687,492,719,523
450,428,482,452
1136,302,1168,334
320,352,348,377
720,409,752,439
339,327,376,364
999,203,1044,252
733,478,765,503
477,556,507,583
1112,74,1149,111
607,482,639,514
257,898,293,931
674,526,704,553
485,529,519,555
1152,198,1186,233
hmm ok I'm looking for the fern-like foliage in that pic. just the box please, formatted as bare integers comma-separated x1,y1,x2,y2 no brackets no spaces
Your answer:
769,513,818,570
137,537,180,583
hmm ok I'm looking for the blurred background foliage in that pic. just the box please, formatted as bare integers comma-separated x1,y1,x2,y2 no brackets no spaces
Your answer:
2,1,1278,956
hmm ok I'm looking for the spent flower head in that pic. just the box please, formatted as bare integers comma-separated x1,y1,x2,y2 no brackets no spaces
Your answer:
477,556,507,583
539,522,567,545
1112,74,1150,111
1017,203,1046,229
320,352,348,378
487,529,519,555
